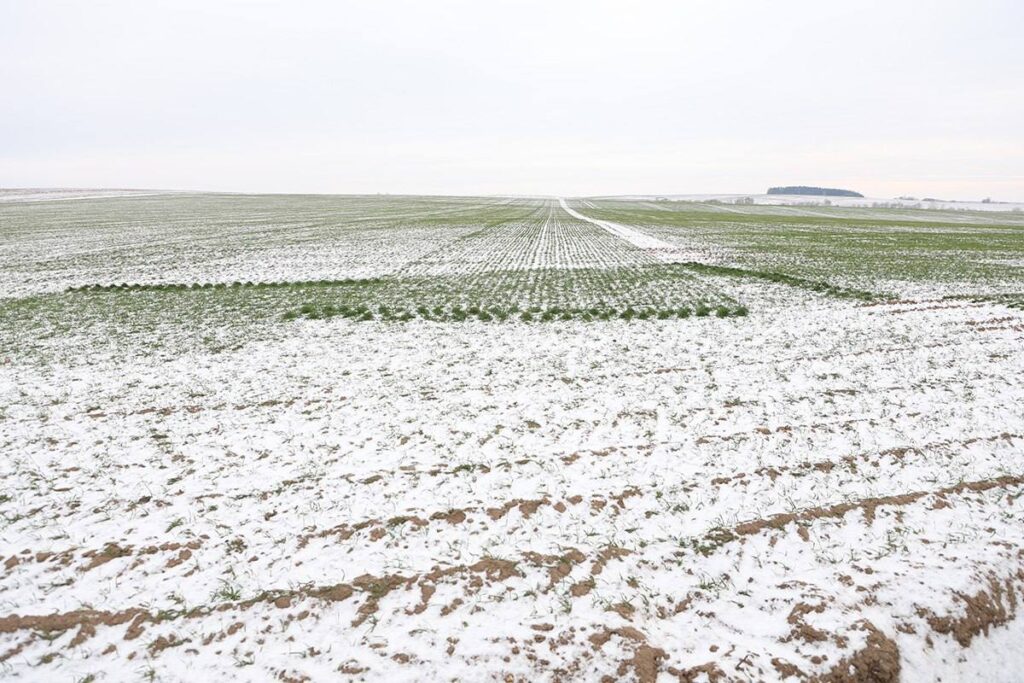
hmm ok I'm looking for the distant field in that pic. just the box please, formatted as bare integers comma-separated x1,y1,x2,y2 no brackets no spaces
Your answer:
1,194,1023,681
576,198,1024,297
4,193,1022,346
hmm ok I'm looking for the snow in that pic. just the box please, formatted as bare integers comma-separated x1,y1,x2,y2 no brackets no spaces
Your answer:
2,296,1023,680
1,195,1022,681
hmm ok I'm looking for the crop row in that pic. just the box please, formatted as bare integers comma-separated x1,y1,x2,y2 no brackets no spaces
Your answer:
675,262,888,300
950,292,1024,310
64,278,384,293
398,206,657,278
284,302,749,322
55,263,739,318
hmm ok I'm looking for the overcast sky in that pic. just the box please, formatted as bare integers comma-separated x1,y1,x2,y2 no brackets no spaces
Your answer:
2,0,1022,199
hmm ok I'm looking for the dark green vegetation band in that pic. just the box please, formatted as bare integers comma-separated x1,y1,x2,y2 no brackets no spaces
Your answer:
284,303,749,322
66,279,385,292
675,261,887,301
59,258,890,324
947,293,1024,310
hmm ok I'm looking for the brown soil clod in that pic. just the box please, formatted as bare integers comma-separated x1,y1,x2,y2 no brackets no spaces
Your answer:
772,657,806,679
592,546,632,576
667,661,727,682
431,509,467,525
468,557,521,582
733,475,1024,539
812,621,900,683
922,573,1022,646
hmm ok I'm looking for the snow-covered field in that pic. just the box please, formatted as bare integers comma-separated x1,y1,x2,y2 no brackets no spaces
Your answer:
2,194,1024,681
0,188,173,204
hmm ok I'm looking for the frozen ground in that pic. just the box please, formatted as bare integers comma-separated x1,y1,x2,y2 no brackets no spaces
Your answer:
1,194,1023,681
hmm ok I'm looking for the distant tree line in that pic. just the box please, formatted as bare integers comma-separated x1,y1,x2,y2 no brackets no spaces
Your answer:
767,186,864,197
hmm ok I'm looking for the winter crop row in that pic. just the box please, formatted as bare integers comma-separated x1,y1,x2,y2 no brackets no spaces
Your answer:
284,302,749,322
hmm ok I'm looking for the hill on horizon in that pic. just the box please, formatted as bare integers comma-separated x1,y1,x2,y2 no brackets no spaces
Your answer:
768,185,864,197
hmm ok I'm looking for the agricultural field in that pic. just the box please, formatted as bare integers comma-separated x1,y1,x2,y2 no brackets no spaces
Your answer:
577,198,1024,299
1,193,1024,682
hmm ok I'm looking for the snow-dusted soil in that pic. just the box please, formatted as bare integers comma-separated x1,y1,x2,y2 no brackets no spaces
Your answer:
0,194,530,299
1,194,1024,681
2,291,1024,681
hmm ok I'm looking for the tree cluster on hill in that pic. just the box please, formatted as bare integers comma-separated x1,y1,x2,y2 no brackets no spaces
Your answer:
767,186,864,197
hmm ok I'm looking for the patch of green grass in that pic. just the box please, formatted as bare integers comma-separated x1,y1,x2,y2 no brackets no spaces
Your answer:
212,579,243,602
